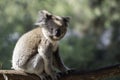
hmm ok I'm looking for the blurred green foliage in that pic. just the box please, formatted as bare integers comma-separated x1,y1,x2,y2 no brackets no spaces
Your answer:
0,0,120,79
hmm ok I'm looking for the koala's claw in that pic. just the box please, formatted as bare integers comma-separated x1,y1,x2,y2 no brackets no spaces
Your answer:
38,74,50,80
39,75,57,80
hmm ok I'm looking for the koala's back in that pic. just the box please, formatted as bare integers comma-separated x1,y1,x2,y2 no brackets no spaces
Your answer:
12,27,43,69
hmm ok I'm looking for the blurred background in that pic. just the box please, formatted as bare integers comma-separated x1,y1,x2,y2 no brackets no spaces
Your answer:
0,0,120,79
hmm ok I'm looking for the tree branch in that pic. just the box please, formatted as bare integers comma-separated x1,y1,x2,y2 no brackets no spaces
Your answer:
0,64,120,80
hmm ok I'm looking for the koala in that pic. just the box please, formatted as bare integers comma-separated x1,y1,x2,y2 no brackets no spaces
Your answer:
12,10,70,80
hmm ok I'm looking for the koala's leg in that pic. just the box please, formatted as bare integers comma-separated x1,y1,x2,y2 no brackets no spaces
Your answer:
25,53,44,74
38,41,57,80
43,54,57,80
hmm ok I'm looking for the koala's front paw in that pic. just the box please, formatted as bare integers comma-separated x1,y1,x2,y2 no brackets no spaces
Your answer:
38,74,52,80
39,75,46,80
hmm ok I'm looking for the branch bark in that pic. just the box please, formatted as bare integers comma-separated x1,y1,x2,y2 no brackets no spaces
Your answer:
0,64,120,80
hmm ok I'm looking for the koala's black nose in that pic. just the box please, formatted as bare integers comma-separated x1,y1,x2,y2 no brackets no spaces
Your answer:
55,29,61,37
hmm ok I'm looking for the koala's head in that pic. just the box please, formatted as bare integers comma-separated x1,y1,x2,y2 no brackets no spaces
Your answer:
35,10,70,41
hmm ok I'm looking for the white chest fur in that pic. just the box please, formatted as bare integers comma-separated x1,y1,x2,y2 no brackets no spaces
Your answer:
38,41,58,55
52,41,58,51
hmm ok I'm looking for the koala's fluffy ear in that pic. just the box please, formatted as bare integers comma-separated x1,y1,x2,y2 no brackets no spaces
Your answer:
34,10,52,26
63,16,70,23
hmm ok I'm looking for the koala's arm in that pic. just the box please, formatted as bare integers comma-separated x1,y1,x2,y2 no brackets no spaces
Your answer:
38,40,56,79
53,47,69,72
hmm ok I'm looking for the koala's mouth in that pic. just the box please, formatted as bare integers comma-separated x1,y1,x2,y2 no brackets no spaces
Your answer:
49,35,63,41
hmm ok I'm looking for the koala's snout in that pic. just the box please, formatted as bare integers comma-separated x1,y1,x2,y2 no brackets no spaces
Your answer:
55,29,61,37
